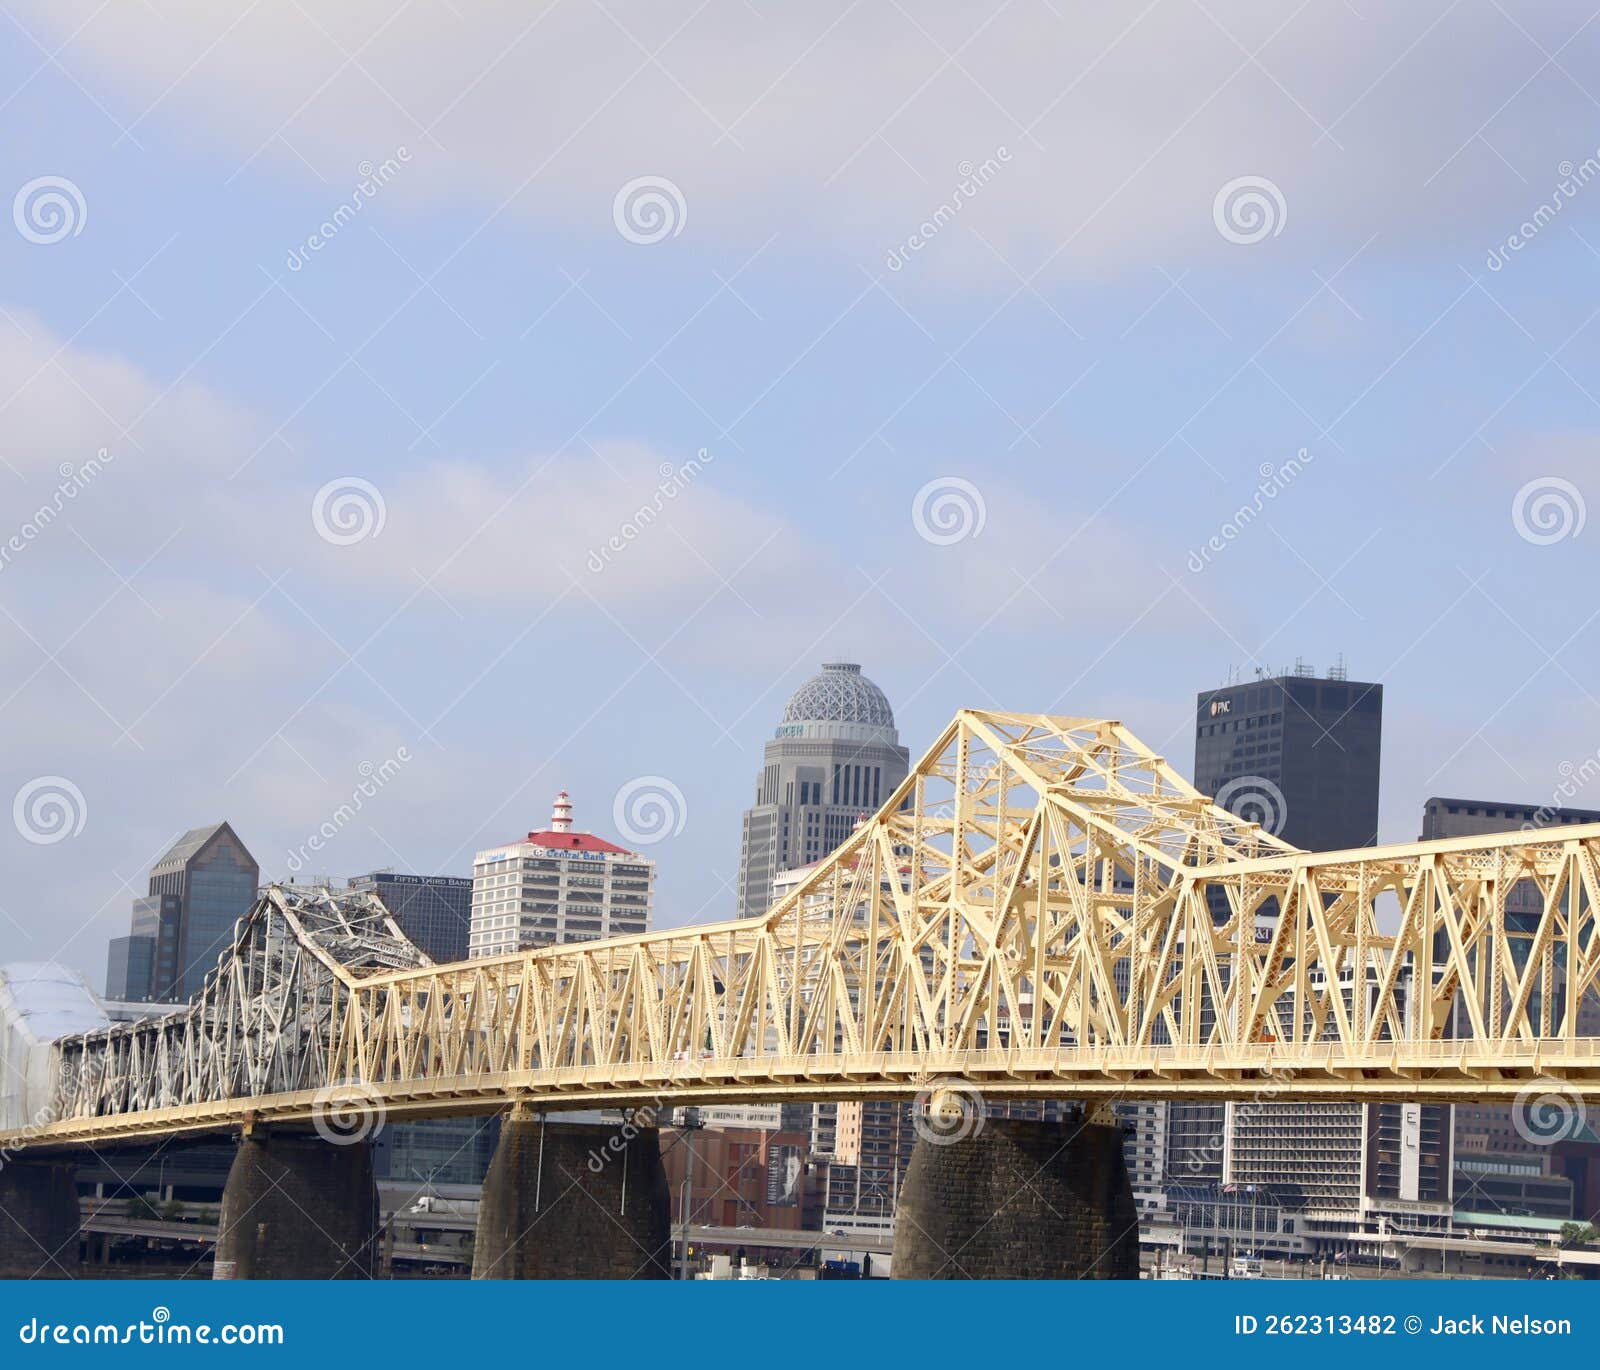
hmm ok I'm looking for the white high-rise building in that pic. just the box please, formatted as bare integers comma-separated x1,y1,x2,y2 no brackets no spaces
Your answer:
468,791,654,958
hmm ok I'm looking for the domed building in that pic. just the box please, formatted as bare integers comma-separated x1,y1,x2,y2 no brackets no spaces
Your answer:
736,662,910,919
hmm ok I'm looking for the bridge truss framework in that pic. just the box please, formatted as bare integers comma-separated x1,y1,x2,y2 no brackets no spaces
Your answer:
9,709,1600,1150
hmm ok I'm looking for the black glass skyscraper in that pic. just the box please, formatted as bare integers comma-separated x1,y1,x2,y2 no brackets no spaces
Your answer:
1162,668,1409,1225
345,871,472,963
1194,667,1382,850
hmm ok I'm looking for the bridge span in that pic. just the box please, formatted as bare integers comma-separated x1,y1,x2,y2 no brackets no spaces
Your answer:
4,709,1599,1279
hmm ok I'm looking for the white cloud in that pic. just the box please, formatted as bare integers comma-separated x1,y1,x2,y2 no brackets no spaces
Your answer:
17,2,1595,275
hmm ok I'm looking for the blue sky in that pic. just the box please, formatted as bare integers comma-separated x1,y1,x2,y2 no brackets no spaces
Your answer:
2,1,1598,984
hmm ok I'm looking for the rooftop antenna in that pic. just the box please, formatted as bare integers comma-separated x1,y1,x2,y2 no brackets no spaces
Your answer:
1294,656,1313,678
1328,653,1347,681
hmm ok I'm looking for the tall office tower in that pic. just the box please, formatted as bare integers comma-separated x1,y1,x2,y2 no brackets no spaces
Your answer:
346,871,473,963
1172,666,1389,1256
105,822,259,1003
1420,795,1600,1226
468,792,654,958
736,662,910,920
97,826,258,1216
1194,665,1383,851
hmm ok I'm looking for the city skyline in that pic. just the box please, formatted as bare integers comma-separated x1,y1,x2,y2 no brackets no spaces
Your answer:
13,648,1600,988
5,4,1600,1011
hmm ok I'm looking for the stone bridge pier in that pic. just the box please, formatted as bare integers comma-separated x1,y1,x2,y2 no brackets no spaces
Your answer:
213,1127,379,1280
892,1112,1140,1279
0,1157,81,1278
473,1113,672,1279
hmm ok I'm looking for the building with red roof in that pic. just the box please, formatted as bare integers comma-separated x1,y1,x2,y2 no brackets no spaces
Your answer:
468,791,655,958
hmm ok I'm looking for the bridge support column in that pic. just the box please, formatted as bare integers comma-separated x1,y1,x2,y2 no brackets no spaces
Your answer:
892,1114,1139,1279
0,1158,80,1278
472,1114,672,1279
214,1130,378,1280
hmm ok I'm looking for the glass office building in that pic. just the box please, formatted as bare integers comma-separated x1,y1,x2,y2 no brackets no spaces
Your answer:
346,871,473,964
104,822,259,1003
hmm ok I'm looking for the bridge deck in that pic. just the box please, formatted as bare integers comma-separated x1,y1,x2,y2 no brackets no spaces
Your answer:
8,711,1600,1153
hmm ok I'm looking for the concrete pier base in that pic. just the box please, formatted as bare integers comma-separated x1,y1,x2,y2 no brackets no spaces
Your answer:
213,1131,378,1280
892,1116,1140,1279
472,1116,672,1279
0,1158,80,1278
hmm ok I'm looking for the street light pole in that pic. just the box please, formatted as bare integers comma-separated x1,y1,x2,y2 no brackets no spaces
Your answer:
678,1107,702,1281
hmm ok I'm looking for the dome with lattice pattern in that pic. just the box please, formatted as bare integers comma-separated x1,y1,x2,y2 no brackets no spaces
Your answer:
781,663,895,730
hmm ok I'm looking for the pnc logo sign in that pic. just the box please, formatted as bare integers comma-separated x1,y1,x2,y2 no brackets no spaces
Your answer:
1209,699,1232,717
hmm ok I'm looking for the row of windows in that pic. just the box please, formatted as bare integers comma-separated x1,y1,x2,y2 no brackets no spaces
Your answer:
1199,712,1285,737
475,856,654,875
833,763,882,810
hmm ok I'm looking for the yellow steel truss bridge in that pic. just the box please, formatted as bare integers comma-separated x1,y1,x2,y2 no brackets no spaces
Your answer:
7,709,1600,1150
